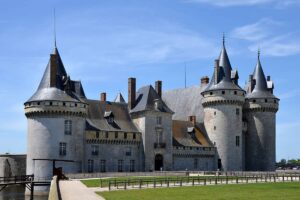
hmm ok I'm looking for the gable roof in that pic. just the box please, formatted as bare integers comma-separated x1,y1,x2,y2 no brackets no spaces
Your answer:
130,85,173,114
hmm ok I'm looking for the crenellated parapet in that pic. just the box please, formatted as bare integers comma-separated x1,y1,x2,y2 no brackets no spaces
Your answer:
24,100,88,118
243,98,279,113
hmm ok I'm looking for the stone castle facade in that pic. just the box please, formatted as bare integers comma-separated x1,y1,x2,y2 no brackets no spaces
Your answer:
24,42,279,182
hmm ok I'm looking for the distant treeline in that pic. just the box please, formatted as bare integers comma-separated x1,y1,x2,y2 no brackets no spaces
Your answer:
276,159,300,169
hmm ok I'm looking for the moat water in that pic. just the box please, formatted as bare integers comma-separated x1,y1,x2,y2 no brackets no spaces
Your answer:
0,186,48,200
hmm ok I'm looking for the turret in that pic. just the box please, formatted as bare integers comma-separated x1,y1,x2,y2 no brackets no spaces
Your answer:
244,51,279,171
24,47,88,194
201,40,245,171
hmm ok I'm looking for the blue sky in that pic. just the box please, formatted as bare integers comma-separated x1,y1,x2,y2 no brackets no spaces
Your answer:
0,0,299,161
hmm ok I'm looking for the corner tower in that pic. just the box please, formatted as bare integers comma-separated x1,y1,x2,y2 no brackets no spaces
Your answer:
244,52,279,171
201,41,245,171
24,47,88,194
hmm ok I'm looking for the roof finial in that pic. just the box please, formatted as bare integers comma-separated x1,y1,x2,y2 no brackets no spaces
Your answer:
258,47,261,60
222,32,225,47
53,8,57,48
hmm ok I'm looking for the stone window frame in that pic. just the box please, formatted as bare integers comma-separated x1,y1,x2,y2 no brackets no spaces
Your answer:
91,145,99,156
64,120,72,135
59,142,67,156
88,159,94,173
100,160,106,172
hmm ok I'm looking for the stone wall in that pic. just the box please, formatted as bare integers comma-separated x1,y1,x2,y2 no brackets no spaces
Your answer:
0,154,26,177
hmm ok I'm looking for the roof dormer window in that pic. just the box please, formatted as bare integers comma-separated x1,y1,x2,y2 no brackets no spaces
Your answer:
104,111,114,124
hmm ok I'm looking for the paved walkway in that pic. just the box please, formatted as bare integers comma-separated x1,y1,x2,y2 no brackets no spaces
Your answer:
59,180,105,200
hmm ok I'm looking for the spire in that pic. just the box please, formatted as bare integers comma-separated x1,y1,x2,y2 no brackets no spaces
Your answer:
218,34,232,82
114,93,126,103
252,51,268,93
53,8,57,48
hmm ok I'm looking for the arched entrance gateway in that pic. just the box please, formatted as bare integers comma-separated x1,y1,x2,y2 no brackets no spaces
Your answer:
154,154,163,171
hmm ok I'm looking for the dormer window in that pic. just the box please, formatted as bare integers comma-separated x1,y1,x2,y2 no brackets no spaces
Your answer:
104,111,114,124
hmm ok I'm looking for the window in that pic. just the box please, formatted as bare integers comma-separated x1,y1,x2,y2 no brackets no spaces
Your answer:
105,132,109,139
265,99,268,103
118,160,123,172
100,160,106,172
88,159,94,173
214,126,216,130
64,120,72,135
234,91,237,95
194,158,198,169
50,101,53,106
37,102,40,105
75,103,77,107
156,116,162,125
133,133,136,140
253,99,256,103
222,91,225,94
96,132,99,138
210,92,213,95
156,131,163,143
125,147,132,156
59,142,66,156
274,100,277,103
236,136,240,147
115,132,118,139
91,145,99,156
236,108,240,115
130,160,135,172
214,111,216,116
63,102,66,106
124,132,127,139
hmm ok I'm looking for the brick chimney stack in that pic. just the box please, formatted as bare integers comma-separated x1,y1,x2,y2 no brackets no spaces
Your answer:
128,77,136,110
201,76,209,86
188,116,196,126
155,80,162,98
100,92,106,102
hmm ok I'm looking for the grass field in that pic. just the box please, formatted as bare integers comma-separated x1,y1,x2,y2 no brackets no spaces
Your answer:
97,182,300,200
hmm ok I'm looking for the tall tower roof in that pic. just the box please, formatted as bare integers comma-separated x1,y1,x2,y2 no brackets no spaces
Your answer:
25,47,86,103
246,51,277,99
202,38,243,93
114,93,126,103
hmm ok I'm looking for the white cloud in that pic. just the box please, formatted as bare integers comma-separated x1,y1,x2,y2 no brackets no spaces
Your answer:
186,0,300,7
231,18,280,41
248,35,300,56
63,25,219,66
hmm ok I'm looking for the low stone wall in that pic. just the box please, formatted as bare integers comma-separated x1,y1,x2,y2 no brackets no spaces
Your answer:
0,154,26,177
67,171,188,179
48,176,61,200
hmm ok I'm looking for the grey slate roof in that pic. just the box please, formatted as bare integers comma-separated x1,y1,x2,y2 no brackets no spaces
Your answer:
162,85,206,123
26,47,86,103
130,85,173,114
246,56,277,99
86,100,140,133
203,45,244,92
114,93,126,103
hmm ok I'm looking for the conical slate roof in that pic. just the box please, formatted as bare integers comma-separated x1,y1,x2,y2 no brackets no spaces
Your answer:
114,93,126,103
246,54,276,99
203,43,243,92
26,47,82,103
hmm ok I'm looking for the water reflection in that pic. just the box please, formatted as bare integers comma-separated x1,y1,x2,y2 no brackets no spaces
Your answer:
0,186,48,200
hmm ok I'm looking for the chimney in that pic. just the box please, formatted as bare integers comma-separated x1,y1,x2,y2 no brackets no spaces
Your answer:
101,92,106,102
188,116,196,126
50,54,58,87
267,76,271,81
249,75,254,92
128,77,136,110
201,76,209,86
214,59,220,84
155,80,162,98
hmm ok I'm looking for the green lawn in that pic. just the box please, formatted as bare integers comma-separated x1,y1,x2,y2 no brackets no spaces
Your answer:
97,182,300,200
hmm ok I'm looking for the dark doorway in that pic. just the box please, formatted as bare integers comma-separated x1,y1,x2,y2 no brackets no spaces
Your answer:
155,154,163,171
218,159,222,170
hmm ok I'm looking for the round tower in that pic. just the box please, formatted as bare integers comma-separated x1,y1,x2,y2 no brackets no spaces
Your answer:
24,47,88,194
201,42,245,171
244,53,279,171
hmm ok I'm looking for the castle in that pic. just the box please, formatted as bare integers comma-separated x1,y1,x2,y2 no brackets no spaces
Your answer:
24,40,279,183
